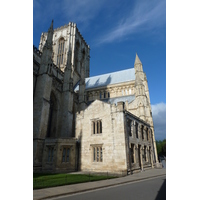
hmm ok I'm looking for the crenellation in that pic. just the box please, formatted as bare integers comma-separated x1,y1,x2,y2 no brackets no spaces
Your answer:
33,45,42,57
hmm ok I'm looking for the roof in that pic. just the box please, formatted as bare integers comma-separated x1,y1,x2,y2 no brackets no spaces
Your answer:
87,95,135,106
103,95,135,105
74,68,135,91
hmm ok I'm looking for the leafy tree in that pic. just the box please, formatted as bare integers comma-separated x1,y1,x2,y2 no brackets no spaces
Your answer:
156,139,166,157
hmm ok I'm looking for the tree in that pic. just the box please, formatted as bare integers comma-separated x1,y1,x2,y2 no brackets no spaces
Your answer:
156,139,166,156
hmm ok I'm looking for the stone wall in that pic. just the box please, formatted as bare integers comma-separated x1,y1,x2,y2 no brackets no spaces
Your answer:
76,100,128,174
42,138,77,173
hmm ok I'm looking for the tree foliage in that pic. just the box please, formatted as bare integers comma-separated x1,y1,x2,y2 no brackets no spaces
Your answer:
156,139,166,156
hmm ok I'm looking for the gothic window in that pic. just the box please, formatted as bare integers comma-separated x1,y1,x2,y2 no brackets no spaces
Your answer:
144,146,147,162
99,92,102,99
108,92,110,98
62,148,66,162
57,38,65,67
47,147,54,162
130,144,135,163
92,120,102,134
93,146,103,162
147,128,149,141
141,125,144,140
93,121,95,134
149,147,151,162
135,122,138,138
127,119,132,136
62,147,70,162
129,88,132,94
67,148,70,162
104,91,106,98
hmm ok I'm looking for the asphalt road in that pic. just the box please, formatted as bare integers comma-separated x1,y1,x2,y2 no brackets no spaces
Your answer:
50,175,166,200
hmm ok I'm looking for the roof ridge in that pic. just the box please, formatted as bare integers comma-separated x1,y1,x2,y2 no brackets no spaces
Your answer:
87,68,134,80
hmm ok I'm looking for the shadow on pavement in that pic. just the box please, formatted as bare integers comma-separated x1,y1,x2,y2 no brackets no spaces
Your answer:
155,179,166,200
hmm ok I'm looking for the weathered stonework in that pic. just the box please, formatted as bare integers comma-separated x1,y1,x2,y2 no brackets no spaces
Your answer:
33,21,159,174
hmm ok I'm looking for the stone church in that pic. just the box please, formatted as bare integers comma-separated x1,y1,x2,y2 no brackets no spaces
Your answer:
33,21,159,175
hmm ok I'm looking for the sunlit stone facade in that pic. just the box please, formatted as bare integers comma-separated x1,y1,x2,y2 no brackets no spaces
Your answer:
33,21,159,174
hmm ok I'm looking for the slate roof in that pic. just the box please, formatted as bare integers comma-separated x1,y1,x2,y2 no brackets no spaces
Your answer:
102,95,135,105
74,68,135,91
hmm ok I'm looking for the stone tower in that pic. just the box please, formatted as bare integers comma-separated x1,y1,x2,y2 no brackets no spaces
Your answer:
33,21,54,169
134,53,158,163
39,22,90,85
134,53,146,121
34,21,91,171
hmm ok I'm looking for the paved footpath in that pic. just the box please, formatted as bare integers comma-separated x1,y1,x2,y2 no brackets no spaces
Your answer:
33,168,166,200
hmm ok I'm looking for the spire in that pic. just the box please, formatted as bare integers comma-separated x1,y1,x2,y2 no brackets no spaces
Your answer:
134,53,142,65
49,20,53,31
39,20,54,73
46,20,54,46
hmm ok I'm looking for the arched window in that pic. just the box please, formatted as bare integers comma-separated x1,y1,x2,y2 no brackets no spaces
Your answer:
57,38,65,67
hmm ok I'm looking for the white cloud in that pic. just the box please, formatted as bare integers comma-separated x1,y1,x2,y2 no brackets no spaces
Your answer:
62,0,106,23
96,0,165,44
151,102,166,141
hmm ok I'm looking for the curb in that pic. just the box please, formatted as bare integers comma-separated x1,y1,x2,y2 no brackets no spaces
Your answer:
37,173,166,200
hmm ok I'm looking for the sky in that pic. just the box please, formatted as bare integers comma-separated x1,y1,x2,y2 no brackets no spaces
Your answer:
2,1,200,198
33,0,166,141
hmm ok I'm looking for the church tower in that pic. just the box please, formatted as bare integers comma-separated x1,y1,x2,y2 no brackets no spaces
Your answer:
38,22,90,85
33,21,54,170
134,53,158,164
134,53,146,121
38,22,90,138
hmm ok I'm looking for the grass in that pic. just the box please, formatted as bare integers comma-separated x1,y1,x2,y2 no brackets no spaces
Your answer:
33,173,116,190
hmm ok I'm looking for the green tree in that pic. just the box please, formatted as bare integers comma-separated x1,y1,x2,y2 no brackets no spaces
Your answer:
156,139,166,156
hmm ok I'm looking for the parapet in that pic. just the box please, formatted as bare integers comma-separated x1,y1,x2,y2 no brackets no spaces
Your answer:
117,101,125,112
33,45,42,57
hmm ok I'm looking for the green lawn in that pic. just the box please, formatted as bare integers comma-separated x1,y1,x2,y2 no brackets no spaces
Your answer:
33,173,116,189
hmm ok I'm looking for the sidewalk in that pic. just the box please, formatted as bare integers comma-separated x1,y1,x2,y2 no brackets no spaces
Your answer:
33,168,166,200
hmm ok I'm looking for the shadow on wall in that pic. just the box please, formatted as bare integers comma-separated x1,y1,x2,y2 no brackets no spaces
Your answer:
85,75,112,89
77,130,82,171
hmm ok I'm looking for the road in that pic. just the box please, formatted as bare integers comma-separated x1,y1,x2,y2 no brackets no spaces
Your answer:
49,175,166,200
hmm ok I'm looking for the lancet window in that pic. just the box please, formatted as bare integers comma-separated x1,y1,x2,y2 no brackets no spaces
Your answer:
57,38,65,67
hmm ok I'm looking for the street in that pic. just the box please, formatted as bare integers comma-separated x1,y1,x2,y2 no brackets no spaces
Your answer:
49,175,166,200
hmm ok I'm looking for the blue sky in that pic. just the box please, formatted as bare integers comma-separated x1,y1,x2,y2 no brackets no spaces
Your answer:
33,0,166,140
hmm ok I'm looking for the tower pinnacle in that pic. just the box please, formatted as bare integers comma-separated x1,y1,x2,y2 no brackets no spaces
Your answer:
46,20,54,47
134,53,142,65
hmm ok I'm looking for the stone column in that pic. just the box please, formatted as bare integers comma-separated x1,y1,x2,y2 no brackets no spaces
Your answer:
131,121,134,138
138,124,142,140
133,145,136,163
95,121,97,134
151,128,159,164
145,146,148,162
140,145,143,170
91,121,94,135
143,126,147,141
150,147,154,168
